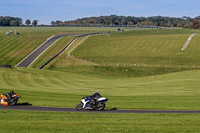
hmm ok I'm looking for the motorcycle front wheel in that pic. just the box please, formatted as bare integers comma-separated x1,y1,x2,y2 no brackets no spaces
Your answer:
76,103,83,110
95,102,105,111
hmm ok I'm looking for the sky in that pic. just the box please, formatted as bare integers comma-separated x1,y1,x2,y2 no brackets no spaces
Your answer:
0,0,199,25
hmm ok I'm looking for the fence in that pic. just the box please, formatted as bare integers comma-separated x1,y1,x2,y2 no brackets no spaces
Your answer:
0,64,13,68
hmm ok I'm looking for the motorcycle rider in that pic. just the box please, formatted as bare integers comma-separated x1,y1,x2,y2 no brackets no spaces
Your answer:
3,90,16,100
88,91,102,108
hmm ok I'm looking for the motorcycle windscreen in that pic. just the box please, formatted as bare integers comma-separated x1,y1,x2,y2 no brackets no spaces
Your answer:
97,97,108,102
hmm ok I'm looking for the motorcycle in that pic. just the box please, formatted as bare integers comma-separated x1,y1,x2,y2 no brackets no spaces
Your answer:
1,91,21,106
76,96,108,111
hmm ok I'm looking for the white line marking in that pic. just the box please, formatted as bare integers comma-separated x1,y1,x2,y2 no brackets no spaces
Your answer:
181,33,196,51
27,36,64,68
15,35,55,67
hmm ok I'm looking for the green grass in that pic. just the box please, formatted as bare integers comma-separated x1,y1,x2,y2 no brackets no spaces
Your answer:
30,35,75,68
0,27,116,66
1,28,199,110
30,36,96,69
1,28,200,132
72,29,200,67
0,110,200,133
43,29,200,78
1,67,200,110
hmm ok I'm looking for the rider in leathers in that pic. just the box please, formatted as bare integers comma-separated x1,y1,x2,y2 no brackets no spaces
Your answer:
3,90,15,100
88,91,102,108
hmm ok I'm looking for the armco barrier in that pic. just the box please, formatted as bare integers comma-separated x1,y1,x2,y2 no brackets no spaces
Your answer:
0,64,13,68
39,32,111,69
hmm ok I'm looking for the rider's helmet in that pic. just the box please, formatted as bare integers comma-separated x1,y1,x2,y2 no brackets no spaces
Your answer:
93,91,101,98
10,90,15,94
94,91,98,95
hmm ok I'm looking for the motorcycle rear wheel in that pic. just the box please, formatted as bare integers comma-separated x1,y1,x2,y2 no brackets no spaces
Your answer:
76,103,83,110
95,102,105,111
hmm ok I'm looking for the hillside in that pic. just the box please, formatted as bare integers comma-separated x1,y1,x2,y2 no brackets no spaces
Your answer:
42,29,200,77
1,67,200,110
73,29,200,66
1,27,200,132
0,27,116,66
1,28,200,109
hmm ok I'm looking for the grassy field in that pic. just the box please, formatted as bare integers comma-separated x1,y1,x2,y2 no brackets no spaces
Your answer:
72,29,200,67
1,27,200,132
1,28,199,110
42,29,200,78
0,27,116,66
0,110,200,133
1,67,200,110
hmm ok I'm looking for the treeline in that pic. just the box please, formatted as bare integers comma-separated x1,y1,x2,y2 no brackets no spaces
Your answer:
192,16,200,29
1,15,200,29
0,16,22,26
51,15,194,28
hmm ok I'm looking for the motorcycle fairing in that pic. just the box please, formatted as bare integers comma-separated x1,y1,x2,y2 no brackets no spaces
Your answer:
97,97,108,102
1,95,8,105
81,97,90,108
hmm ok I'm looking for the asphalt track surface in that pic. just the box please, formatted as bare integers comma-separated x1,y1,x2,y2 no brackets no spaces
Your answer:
1,104,200,113
16,33,79,68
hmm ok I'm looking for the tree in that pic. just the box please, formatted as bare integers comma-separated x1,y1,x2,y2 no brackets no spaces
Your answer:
32,20,38,26
1,19,10,26
58,15,193,28
51,21,55,25
177,23,183,27
25,19,31,26
127,22,134,25
192,16,200,29
0,16,22,26
10,20,18,26
55,20,63,25
183,22,192,28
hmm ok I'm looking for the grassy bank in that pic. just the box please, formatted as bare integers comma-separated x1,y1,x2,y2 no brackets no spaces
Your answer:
1,28,200,132
42,29,200,78
1,28,200,110
72,29,200,67
0,27,115,66
0,67,200,110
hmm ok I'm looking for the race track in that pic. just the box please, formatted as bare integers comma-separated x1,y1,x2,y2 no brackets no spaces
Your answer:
10,32,200,114
16,34,79,68
1,105,200,113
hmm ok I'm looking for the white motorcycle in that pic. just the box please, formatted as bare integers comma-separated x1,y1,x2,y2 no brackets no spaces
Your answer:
76,96,108,111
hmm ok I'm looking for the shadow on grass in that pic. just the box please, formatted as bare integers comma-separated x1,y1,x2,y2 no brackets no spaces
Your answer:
16,102,32,106
106,108,117,111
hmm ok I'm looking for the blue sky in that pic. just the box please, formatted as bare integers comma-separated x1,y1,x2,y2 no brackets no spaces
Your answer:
0,0,199,24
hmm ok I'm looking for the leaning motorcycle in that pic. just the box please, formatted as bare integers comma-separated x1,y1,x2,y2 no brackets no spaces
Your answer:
1,91,21,106
76,96,108,111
